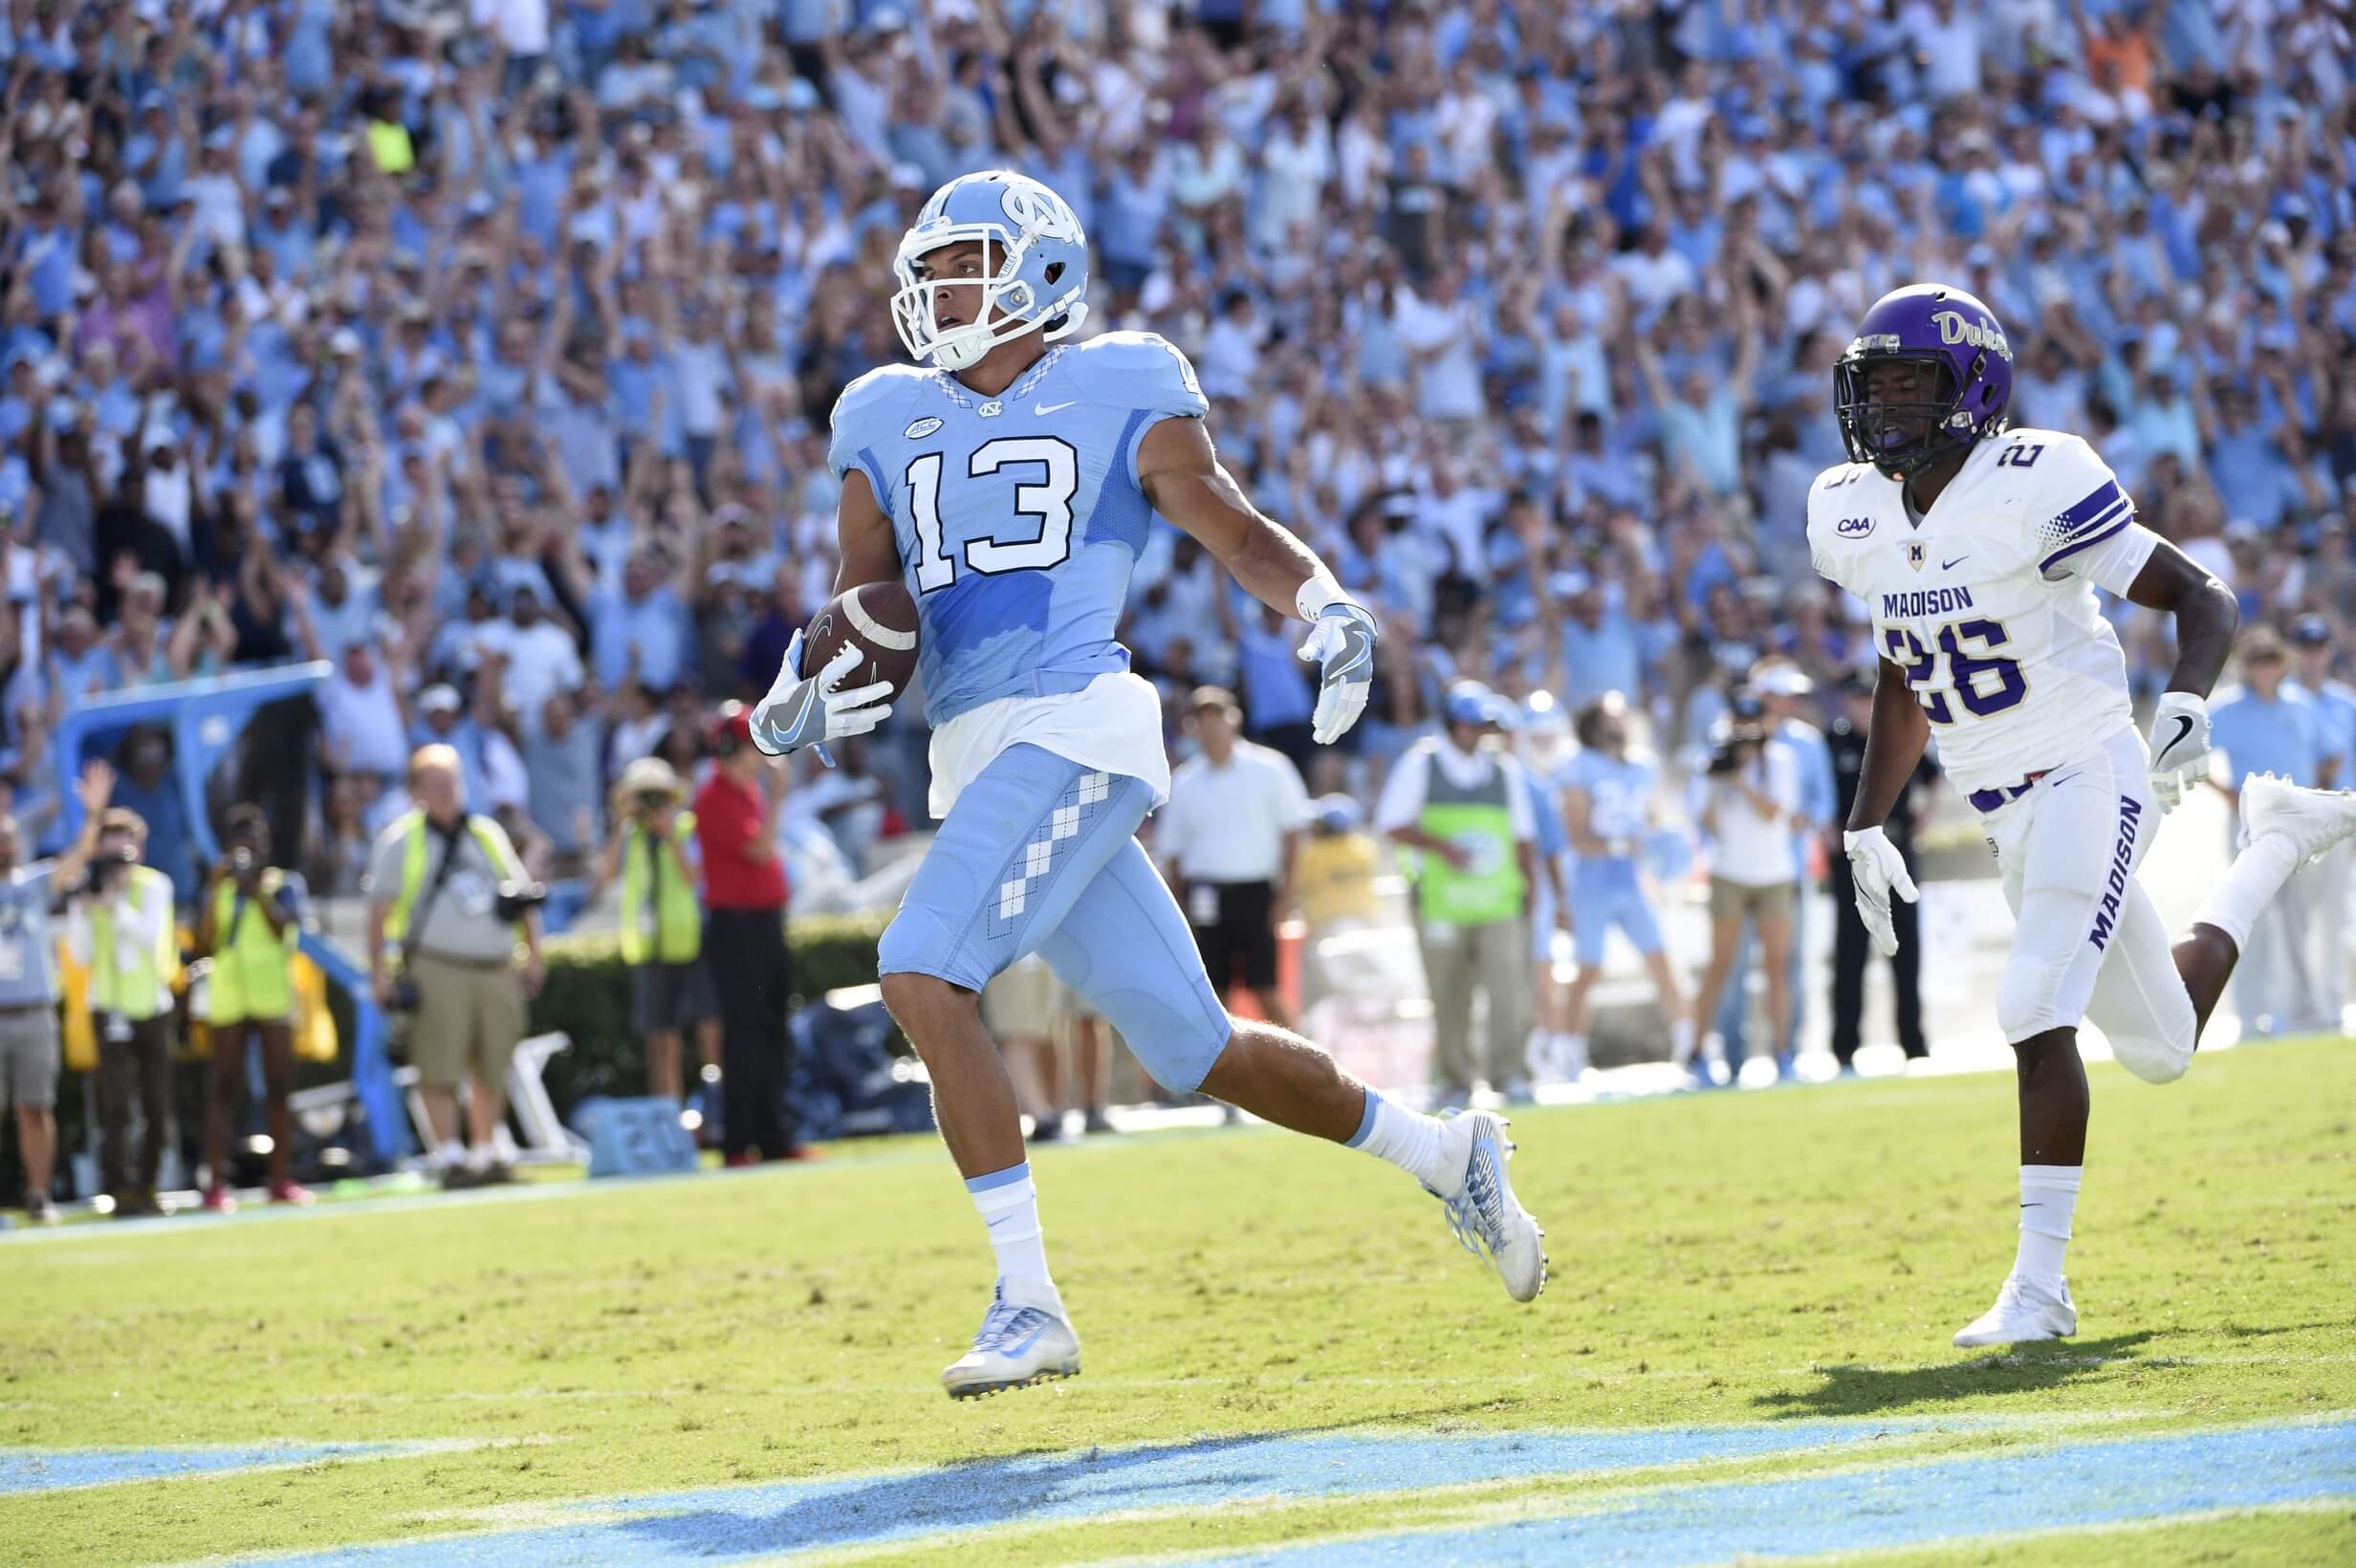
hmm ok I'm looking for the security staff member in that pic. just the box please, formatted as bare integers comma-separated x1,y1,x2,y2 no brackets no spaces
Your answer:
695,704,803,1163
599,757,716,1104
1827,671,1935,1069
196,805,311,1211
1158,687,1311,1030
366,745,545,1187
0,761,115,1224
1374,681,1540,1101
68,806,179,1217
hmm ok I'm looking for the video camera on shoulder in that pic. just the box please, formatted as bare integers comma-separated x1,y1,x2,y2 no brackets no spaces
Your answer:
1708,694,1771,777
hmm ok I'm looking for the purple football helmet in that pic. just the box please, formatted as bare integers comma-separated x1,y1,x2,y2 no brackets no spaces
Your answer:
1834,284,2016,480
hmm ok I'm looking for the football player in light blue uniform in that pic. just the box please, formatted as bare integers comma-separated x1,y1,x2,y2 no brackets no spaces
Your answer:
747,170,1546,1398
1559,693,1691,1078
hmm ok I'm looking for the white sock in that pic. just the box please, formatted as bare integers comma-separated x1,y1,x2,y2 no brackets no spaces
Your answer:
1347,1088,1453,1190
1561,1033,1588,1074
2193,832,2303,950
967,1162,1058,1300
468,1143,496,1172
2014,1165,2081,1282
434,1141,465,1170
1669,1016,1694,1064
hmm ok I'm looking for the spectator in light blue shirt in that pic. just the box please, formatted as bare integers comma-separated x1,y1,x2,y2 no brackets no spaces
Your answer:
2288,615,2355,1032
591,549,695,695
1555,574,1643,708
2209,627,2331,1036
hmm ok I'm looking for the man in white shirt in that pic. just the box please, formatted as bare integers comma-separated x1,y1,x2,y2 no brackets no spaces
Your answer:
1376,683,1541,1101
477,584,583,725
1685,693,1804,1082
315,635,410,781
1159,688,1311,1030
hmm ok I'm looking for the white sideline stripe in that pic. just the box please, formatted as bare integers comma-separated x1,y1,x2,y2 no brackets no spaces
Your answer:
842,585,917,651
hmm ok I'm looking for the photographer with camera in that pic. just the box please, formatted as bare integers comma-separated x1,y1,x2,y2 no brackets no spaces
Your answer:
65,802,180,1217
194,805,312,1212
365,745,547,1189
1685,690,1804,1085
594,758,716,1105
0,761,117,1224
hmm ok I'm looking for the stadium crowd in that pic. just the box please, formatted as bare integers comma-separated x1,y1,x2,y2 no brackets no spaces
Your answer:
0,1,2353,1181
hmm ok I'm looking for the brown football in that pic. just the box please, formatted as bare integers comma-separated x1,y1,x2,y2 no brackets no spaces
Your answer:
802,580,921,701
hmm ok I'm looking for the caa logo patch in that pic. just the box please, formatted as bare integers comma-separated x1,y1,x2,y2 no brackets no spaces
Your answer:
904,417,944,439
1835,516,1875,538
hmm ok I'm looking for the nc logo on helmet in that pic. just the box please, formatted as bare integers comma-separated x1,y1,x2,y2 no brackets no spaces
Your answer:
1933,310,2012,362
999,181,1081,243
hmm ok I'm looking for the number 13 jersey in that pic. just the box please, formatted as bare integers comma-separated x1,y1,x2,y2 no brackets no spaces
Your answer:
1805,427,2162,795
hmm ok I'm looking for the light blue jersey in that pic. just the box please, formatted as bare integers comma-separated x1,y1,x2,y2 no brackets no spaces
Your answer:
1563,748,1656,853
827,331,1210,730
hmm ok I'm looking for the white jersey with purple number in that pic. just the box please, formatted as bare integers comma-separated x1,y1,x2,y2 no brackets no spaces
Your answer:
1805,427,2161,795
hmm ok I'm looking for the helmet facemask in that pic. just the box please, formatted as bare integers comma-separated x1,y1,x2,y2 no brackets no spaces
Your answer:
1835,349,1988,481
890,228,1083,372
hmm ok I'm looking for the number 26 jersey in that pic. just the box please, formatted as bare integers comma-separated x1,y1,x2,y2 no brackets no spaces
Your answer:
1805,427,2161,795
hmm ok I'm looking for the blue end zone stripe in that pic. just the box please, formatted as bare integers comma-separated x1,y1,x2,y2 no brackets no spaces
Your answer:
2056,479,2123,531
2040,514,2131,573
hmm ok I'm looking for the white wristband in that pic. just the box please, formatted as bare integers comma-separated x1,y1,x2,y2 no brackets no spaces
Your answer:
1294,567,1358,622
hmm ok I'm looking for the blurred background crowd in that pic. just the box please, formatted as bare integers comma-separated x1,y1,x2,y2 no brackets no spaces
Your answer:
1,0,2353,1209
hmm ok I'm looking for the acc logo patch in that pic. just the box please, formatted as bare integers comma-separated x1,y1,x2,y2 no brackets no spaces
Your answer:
1835,515,1875,538
904,416,944,439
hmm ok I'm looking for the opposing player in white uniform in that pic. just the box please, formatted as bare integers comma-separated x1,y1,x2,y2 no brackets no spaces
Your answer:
1810,285,2356,1348
748,172,1545,1398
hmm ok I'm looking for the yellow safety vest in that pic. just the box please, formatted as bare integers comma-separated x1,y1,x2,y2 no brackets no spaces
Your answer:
382,810,523,946
206,870,299,1024
619,813,701,966
88,866,179,1021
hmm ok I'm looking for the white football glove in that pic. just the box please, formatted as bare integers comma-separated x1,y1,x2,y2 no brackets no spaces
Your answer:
1843,826,1919,960
749,632,894,760
1298,601,1379,745
2145,690,2211,814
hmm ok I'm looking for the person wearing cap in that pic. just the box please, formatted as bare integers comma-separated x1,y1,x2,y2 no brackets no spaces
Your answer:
2287,615,2354,1029
1558,692,1690,1079
0,761,115,1224
596,757,716,1105
693,703,805,1163
1158,687,1313,1031
365,744,545,1188
1293,794,1383,1013
65,803,180,1217
193,804,312,1211
1826,670,1935,1071
1685,688,1803,1084
1374,681,1541,1102
2209,628,2331,1035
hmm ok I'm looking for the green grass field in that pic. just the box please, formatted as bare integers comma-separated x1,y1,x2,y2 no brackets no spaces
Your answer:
4,1040,2353,1566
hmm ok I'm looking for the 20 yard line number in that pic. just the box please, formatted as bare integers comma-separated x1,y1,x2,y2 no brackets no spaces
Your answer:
906,437,1079,591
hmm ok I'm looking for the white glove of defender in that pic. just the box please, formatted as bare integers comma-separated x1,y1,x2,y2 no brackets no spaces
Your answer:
2145,690,2211,814
749,632,894,758
1843,826,1919,960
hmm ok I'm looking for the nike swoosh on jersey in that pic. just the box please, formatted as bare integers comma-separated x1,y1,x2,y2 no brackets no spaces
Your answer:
1941,555,1969,571
1034,400,1077,415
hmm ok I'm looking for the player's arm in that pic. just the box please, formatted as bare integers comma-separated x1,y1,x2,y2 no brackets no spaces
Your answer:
1846,659,1931,834
2123,536,2237,810
1138,415,1375,744
833,469,901,595
1840,658,1929,959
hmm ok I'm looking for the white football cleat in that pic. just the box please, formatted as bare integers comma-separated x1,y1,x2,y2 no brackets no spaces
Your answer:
1952,1273,2077,1348
1425,1108,1547,1304
2238,773,2356,866
941,1279,1081,1400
